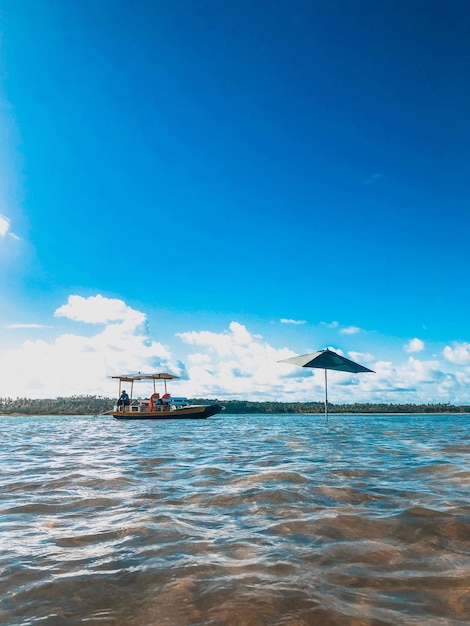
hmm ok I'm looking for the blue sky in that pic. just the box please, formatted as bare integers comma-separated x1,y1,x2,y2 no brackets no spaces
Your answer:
1,0,470,404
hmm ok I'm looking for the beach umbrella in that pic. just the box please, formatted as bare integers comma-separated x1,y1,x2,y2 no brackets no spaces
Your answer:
279,349,374,422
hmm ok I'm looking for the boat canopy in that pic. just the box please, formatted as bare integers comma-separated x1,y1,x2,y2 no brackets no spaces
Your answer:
110,372,180,399
110,373,180,382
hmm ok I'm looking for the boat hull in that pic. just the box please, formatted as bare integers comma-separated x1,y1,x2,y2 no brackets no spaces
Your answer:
111,403,223,420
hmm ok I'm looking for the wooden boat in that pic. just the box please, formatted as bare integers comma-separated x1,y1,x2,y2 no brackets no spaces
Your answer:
109,373,224,420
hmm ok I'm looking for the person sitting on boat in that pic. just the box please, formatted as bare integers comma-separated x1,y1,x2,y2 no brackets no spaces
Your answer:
117,390,130,411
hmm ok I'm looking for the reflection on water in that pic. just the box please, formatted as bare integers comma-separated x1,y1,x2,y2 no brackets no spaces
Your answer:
0,413,469,625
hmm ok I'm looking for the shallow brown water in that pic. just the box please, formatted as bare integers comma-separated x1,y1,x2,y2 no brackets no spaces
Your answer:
0,413,469,625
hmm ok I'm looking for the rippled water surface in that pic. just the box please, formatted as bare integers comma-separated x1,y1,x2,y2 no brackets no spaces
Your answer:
1,413,469,625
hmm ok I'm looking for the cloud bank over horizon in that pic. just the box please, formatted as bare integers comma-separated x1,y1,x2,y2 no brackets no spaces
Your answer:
2,294,470,405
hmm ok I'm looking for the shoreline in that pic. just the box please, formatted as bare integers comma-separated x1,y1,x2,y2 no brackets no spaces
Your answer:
1,410,469,417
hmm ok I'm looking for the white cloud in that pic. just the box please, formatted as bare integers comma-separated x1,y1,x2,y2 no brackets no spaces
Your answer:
348,351,374,365
280,318,306,325
4,294,470,405
405,338,425,353
177,321,307,399
404,356,441,384
359,355,461,404
340,326,360,335
0,215,10,237
0,213,19,240
320,321,339,328
6,323,53,329
0,295,171,398
320,323,362,335
55,294,145,326
0,214,9,236
443,342,470,365
176,326,383,403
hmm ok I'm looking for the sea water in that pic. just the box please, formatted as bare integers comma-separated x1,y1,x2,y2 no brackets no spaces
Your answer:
0,413,468,625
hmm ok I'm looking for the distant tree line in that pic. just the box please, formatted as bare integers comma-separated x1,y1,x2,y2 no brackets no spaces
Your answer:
197,399,470,414
0,396,111,416
1,396,469,416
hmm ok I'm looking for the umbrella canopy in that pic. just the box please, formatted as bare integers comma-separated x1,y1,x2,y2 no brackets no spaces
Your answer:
279,349,374,422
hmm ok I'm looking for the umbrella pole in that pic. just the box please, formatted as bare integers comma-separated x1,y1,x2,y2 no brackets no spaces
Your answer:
324,369,328,423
